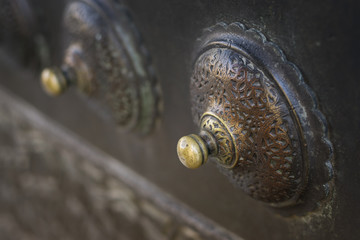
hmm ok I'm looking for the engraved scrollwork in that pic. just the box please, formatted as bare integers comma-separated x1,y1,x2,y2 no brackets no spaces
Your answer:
41,0,162,135
63,0,162,134
176,22,334,210
200,113,237,167
192,47,304,204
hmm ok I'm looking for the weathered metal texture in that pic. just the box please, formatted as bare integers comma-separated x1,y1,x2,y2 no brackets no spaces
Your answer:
0,0,359,239
56,0,162,134
0,0,38,65
0,88,241,240
188,23,333,208
200,113,236,168
0,0,35,40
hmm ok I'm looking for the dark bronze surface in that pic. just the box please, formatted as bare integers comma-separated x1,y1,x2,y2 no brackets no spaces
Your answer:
42,0,162,134
0,0,359,239
0,87,239,240
178,23,333,207
0,0,38,66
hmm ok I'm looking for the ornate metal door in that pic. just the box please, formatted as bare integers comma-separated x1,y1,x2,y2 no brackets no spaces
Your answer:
0,0,358,239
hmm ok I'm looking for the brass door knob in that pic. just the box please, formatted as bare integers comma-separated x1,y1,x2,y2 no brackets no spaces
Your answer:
40,44,91,97
177,134,209,169
41,63,88,96
177,23,334,208
41,67,68,96
40,0,161,134
177,113,236,169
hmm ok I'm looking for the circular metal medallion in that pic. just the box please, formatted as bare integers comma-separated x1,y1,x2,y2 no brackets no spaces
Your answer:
190,23,334,209
62,0,162,134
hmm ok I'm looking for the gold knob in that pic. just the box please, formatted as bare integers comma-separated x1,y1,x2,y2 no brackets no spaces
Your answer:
41,67,69,96
176,114,233,169
177,134,209,169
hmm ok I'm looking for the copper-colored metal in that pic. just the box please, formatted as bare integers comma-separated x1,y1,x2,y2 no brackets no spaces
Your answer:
177,23,334,206
40,0,162,134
